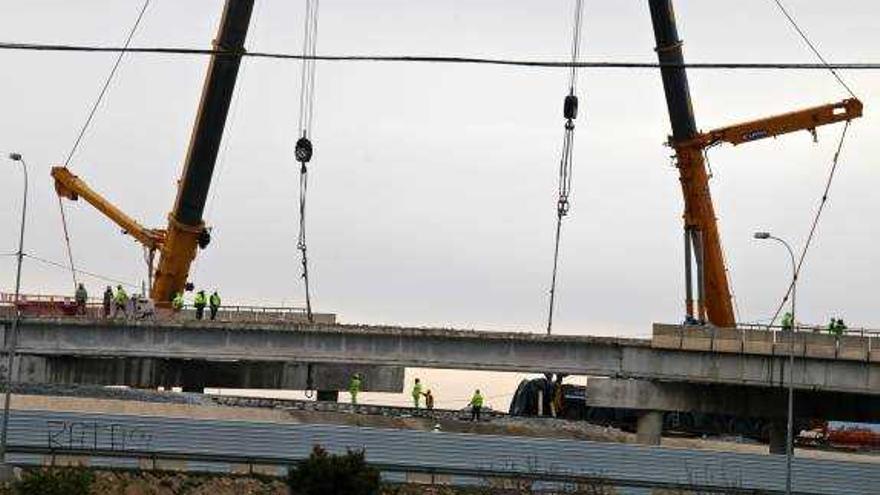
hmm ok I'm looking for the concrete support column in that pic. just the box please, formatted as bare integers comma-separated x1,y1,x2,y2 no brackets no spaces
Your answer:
636,410,663,445
768,419,788,455
316,390,339,402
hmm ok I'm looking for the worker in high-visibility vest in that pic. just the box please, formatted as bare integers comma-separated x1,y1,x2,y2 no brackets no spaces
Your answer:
172,292,184,312
781,312,793,331
209,291,221,320
469,389,484,421
114,285,129,318
193,290,207,320
348,373,362,405
411,378,423,409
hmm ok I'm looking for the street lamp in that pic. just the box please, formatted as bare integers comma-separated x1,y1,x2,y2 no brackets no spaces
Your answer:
0,152,28,474
753,231,796,495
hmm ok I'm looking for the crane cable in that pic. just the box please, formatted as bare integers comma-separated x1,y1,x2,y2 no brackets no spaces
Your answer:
294,0,320,323
763,0,859,328
546,0,584,336
765,120,851,329
55,0,152,290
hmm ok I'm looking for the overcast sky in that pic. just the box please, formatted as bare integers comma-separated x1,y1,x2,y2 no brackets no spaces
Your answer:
0,1,877,336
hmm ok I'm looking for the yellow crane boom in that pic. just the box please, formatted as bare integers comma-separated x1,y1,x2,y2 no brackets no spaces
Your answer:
51,166,165,251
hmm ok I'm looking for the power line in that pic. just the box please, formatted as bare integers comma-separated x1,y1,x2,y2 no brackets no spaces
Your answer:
3,42,880,70
23,253,139,289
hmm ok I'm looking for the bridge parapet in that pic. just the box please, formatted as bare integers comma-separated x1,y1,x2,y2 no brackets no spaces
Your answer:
653,324,880,363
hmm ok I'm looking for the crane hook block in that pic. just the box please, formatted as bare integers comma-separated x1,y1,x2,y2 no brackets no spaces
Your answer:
564,95,578,120
197,228,211,249
295,137,313,163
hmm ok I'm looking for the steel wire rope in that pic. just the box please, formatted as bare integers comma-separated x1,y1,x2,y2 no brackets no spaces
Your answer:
294,0,320,323
53,0,152,292
767,0,858,99
546,0,584,335
761,0,858,328
764,121,852,329
5,42,880,70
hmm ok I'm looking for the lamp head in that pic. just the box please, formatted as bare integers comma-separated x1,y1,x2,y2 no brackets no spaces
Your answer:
753,232,771,240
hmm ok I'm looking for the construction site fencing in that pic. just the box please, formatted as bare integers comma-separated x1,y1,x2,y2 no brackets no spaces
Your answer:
4,409,880,494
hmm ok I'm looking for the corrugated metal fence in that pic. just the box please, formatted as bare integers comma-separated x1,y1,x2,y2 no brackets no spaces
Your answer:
5,410,879,494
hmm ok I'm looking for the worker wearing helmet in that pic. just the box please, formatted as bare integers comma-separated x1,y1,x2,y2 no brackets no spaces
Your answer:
114,285,129,318
781,312,793,331
102,286,113,318
412,378,423,409
469,389,484,421
209,291,221,320
348,373,362,405
193,290,207,320
172,292,184,312
74,283,88,316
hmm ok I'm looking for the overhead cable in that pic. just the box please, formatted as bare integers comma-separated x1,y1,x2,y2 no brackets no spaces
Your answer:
765,121,852,329
2,42,880,70
54,0,152,291
767,0,858,98
23,253,139,289
293,0,320,323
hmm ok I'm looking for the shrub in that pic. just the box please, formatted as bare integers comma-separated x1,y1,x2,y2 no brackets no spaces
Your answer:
288,445,380,495
15,467,94,495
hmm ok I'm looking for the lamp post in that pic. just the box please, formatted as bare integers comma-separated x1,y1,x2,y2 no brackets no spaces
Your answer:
754,231,796,495
1,153,28,472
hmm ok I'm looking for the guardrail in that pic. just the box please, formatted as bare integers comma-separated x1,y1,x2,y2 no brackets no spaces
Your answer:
736,322,880,339
6,409,879,494
0,301,333,324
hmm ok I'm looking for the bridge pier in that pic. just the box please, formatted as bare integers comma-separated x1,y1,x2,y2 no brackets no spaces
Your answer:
768,419,789,455
636,410,663,445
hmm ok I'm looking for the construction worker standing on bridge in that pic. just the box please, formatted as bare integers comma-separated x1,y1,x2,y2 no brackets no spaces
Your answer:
172,292,184,313
113,285,129,318
102,286,113,318
412,378,423,409
349,373,362,405
194,290,207,320
75,283,88,316
209,290,221,320
781,312,794,331
469,389,484,421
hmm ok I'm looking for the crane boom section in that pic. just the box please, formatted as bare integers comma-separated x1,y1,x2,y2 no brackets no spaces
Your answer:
51,166,165,250
150,0,254,303
681,98,863,149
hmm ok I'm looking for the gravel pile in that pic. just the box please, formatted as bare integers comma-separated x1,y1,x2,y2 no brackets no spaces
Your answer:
12,383,210,406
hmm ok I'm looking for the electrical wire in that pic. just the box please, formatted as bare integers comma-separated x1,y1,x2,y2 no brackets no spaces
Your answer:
3,42,880,70
54,0,152,291
767,0,858,98
23,253,139,289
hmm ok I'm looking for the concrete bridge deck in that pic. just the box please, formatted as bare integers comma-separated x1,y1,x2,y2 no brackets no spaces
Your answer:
3,318,878,397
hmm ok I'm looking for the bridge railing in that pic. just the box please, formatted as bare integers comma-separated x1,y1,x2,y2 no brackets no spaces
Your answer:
736,322,880,339
0,298,334,324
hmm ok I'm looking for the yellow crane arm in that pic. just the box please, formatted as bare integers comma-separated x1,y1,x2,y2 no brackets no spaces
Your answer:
682,98,863,149
51,166,166,250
